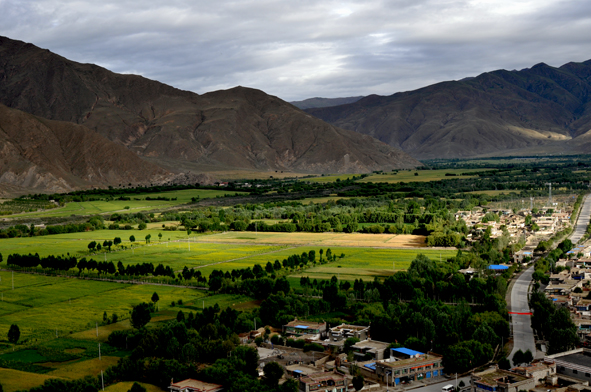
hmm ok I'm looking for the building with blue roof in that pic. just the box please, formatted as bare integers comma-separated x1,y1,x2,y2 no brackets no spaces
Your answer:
354,349,444,386
488,265,509,270
283,318,327,340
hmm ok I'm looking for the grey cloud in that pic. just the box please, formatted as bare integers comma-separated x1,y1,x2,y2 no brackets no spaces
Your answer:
0,0,590,101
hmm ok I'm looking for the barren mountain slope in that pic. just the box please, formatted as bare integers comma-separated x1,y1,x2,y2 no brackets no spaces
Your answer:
307,61,591,159
0,104,170,195
0,36,420,173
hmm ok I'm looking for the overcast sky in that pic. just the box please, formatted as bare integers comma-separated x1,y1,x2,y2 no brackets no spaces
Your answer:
1,0,590,101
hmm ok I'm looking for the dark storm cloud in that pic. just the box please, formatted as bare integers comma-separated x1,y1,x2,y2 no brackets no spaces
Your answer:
1,0,590,100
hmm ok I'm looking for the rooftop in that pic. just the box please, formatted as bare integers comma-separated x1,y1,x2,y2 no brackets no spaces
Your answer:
392,347,425,357
352,339,390,351
330,324,369,332
473,369,529,387
169,379,223,392
557,351,591,368
378,353,443,369
285,319,326,329
300,371,346,384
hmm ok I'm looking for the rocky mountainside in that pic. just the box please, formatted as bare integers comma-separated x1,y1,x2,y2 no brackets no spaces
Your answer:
290,96,364,110
0,104,170,196
306,61,591,159
0,36,421,176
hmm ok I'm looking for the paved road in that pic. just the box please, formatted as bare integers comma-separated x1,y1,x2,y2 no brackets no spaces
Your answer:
384,376,471,392
570,194,591,243
509,266,537,359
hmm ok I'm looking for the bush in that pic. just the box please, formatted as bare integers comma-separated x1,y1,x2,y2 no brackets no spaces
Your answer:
128,382,147,392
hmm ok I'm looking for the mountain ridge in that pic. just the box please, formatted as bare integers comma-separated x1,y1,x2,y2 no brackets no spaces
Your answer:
306,60,591,159
0,35,421,180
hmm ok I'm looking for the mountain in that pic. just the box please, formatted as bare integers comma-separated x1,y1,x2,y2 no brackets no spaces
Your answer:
306,61,591,159
0,36,421,175
290,96,365,110
0,104,170,196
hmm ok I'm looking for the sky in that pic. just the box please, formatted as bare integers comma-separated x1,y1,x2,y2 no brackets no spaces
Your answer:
1,0,590,101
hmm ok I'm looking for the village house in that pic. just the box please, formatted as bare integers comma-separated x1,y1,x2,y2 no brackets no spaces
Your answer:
470,367,535,392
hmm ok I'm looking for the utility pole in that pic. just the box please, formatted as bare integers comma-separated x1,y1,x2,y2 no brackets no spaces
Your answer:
96,322,98,337
12,271,14,290
101,370,104,391
546,182,552,206
99,343,101,360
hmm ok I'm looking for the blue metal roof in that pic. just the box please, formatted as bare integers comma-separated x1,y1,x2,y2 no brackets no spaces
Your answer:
364,363,376,370
488,265,509,270
392,347,424,356
295,325,309,329
293,370,303,373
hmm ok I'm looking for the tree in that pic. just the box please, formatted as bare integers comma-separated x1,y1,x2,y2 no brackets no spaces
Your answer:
352,375,364,391
498,357,511,370
158,233,162,242
129,235,136,243
7,324,20,343
151,292,160,304
512,349,524,366
522,349,534,365
88,241,97,251
344,337,360,353
130,303,152,329
263,361,284,386
128,383,147,392
145,234,151,244
138,223,147,230
113,237,122,247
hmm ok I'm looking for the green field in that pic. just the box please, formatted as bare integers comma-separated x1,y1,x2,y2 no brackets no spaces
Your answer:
305,174,365,183
0,229,192,257
5,189,245,218
197,246,457,279
359,168,486,183
105,382,166,392
0,229,287,271
0,271,209,342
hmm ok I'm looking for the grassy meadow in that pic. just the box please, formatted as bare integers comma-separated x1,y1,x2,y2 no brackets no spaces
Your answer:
358,168,485,183
0,270,209,342
197,245,457,279
5,189,245,218
0,368,61,392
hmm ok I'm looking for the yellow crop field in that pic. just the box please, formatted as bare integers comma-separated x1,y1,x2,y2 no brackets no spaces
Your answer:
194,231,429,248
0,368,61,392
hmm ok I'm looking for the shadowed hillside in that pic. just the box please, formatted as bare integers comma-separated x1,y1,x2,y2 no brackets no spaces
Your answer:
0,36,421,174
306,61,591,159
0,104,170,196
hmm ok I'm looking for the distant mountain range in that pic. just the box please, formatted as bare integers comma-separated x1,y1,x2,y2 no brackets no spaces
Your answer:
306,61,591,159
0,36,421,194
290,96,364,110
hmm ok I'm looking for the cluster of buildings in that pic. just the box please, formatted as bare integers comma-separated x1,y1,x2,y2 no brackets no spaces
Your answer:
455,207,573,260
469,348,591,392
276,319,447,391
537,256,591,343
